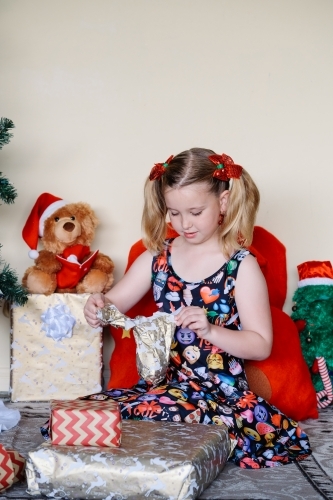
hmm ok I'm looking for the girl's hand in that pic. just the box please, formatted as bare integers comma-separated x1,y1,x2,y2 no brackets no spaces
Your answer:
174,306,212,338
84,293,107,328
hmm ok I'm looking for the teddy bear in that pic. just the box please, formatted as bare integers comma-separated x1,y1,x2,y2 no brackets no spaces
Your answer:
291,260,333,408
21,192,115,295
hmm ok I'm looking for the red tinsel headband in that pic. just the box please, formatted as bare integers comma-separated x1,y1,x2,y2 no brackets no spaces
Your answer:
208,154,243,181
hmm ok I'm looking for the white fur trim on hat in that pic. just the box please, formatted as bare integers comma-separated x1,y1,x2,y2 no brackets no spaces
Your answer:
298,277,333,288
39,200,66,237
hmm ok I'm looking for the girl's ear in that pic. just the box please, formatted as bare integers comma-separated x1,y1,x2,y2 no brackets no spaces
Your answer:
219,190,229,213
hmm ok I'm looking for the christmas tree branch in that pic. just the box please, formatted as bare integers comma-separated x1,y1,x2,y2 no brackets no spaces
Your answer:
0,117,15,150
0,172,17,204
0,118,28,306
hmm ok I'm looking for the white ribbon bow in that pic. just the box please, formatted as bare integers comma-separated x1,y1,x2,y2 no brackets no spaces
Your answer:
41,303,76,341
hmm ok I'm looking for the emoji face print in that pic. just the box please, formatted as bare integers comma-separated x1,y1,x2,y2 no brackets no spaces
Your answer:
207,353,223,370
197,400,208,412
183,345,200,365
243,427,261,441
212,415,224,425
88,394,108,400
172,414,182,422
191,391,202,400
254,405,268,422
176,328,196,345
264,432,275,447
104,389,122,397
168,388,187,401
207,400,218,411
243,436,251,452
138,394,157,402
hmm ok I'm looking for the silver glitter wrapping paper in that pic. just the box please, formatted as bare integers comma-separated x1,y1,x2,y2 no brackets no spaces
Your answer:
26,420,231,500
97,304,176,386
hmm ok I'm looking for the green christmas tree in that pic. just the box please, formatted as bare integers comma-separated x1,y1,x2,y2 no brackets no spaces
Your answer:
0,117,28,305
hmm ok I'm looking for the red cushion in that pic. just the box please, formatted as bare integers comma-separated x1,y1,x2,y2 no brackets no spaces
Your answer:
245,307,318,420
249,226,287,309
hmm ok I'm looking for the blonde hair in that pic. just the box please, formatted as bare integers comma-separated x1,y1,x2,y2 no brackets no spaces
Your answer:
142,147,260,257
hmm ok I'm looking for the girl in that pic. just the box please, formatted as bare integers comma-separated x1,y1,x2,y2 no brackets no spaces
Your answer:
84,147,311,468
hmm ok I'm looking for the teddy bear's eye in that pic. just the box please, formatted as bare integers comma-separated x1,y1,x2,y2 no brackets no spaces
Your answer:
54,217,59,222
70,216,75,221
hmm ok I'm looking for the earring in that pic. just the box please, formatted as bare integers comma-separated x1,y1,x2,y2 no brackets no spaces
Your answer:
218,213,224,226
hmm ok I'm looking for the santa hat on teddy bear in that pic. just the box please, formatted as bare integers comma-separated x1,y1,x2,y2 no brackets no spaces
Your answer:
22,193,66,259
297,261,333,287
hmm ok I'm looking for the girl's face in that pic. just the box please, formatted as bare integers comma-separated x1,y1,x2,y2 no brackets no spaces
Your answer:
164,182,228,245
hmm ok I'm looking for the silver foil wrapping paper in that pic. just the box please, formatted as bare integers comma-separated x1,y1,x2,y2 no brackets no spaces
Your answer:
97,304,176,386
26,420,231,500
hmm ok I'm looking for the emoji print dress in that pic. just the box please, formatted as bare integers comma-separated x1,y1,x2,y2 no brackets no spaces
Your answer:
106,239,312,468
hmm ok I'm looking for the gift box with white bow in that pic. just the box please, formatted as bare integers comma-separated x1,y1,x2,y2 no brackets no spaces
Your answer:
10,294,102,402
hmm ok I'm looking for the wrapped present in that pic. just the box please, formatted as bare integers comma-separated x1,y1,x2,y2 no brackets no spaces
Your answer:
97,304,176,386
26,420,231,500
10,293,102,402
0,444,25,492
50,398,122,447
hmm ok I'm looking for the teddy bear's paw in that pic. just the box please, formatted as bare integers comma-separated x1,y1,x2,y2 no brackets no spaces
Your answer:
94,254,115,275
76,269,112,294
101,273,114,293
23,269,57,295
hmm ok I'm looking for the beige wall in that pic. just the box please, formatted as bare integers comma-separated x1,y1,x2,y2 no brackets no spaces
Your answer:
1,0,332,391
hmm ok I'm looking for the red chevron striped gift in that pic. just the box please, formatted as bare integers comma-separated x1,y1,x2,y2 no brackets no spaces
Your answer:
50,399,122,447
0,444,26,492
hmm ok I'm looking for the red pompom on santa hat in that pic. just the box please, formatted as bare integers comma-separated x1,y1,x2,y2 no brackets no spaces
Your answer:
297,260,333,288
22,193,66,259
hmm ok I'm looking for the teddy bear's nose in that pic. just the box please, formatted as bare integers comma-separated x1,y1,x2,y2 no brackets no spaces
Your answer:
63,222,75,232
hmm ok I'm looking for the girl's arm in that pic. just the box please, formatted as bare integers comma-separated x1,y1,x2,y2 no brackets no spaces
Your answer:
175,254,273,360
84,250,153,328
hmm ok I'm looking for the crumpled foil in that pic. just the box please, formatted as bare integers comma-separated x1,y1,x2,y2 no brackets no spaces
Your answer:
26,420,231,500
97,304,176,386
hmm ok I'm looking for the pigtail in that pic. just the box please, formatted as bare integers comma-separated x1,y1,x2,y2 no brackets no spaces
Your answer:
141,177,168,253
220,169,260,257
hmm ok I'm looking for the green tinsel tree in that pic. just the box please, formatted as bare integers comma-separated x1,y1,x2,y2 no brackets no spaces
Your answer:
0,117,28,305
